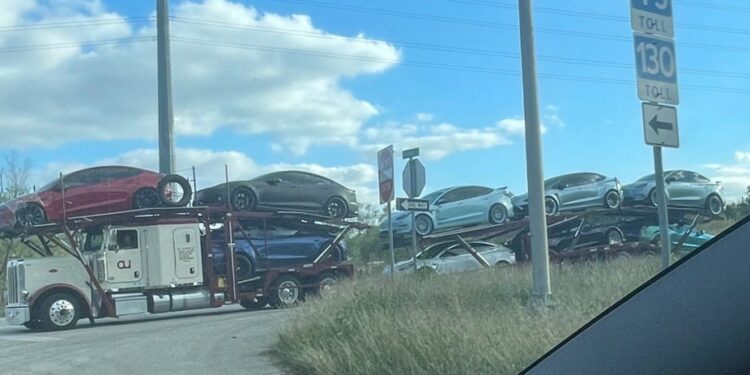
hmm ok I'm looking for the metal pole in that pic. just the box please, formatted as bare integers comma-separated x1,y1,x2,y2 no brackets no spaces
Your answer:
411,210,418,272
518,0,551,300
157,0,175,174
388,200,395,280
409,157,419,272
653,146,672,269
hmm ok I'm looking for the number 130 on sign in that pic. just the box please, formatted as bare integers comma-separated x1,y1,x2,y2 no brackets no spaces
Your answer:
633,33,679,105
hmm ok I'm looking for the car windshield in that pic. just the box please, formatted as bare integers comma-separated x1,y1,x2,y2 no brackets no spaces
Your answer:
420,190,445,203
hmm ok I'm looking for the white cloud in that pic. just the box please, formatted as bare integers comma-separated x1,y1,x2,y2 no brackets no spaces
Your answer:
359,121,511,161
415,113,434,122
702,153,750,202
735,151,750,163
0,0,399,154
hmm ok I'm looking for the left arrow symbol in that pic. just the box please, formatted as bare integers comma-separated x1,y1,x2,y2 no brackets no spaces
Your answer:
649,115,673,134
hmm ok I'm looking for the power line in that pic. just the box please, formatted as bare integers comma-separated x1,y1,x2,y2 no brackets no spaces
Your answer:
170,35,750,95
171,16,750,80
446,0,750,35
0,17,153,33
272,0,516,30
0,37,155,54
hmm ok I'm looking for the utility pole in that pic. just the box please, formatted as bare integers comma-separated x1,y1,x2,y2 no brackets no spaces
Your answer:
157,0,175,174
518,0,551,302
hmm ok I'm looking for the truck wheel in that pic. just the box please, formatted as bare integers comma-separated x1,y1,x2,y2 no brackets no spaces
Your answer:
317,273,339,298
23,319,43,331
240,297,267,310
39,292,80,331
269,275,302,308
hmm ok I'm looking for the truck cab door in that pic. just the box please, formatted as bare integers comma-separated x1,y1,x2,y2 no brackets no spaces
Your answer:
104,229,144,286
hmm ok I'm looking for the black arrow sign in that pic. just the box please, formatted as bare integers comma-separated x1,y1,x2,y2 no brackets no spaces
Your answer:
649,115,673,134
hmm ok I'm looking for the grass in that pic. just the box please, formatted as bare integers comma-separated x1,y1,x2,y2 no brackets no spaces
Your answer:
274,257,660,375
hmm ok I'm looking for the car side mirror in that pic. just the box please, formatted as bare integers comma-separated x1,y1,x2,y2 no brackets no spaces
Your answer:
665,177,675,184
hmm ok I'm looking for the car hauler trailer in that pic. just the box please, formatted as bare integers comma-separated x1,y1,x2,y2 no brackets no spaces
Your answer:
418,207,718,266
2,207,366,331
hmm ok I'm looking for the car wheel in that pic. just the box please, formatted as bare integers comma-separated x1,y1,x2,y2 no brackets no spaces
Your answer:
234,254,254,280
649,189,659,207
489,204,509,224
39,292,80,331
231,186,257,212
604,190,621,209
317,272,339,298
544,197,559,216
240,297,267,310
133,188,161,209
606,228,624,245
414,214,434,236
269,275,302,308
157,174,193,207
416,266,436,278
325,197,348,219
706,194,723,216
15,203,47,228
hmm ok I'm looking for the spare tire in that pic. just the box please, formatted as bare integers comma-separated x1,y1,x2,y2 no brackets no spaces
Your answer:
157,174,193,207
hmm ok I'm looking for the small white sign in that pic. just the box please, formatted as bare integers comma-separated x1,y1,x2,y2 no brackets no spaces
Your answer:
642,103,679,148
630,0,673,38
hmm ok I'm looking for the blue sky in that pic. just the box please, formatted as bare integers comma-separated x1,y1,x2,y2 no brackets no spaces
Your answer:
2,0,749,204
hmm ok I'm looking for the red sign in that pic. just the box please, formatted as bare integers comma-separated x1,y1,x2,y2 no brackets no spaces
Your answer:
377,145,394,204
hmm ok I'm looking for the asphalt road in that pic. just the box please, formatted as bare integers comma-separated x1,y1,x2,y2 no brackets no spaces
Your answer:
0,305,289,375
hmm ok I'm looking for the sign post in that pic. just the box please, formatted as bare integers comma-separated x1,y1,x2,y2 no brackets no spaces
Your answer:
402,148,426,273
377,145,395,279
631,0,678,270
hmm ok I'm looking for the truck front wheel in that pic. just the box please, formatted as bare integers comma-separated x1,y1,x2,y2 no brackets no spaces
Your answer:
38,292,80,331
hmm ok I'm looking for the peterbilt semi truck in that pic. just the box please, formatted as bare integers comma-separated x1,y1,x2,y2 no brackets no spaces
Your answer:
4,209,355,331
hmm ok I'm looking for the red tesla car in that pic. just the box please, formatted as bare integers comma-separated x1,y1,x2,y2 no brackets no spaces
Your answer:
0,166,191,230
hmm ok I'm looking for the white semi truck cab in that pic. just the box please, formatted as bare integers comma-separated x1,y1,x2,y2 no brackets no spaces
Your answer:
5,222,224,330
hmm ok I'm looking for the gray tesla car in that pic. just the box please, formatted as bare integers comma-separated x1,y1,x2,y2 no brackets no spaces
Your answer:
193,170,358,218
379,186,514,236
512,172,622,217
623,170,724,215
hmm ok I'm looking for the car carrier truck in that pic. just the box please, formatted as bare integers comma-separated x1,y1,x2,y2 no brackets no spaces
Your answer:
3,207,362,331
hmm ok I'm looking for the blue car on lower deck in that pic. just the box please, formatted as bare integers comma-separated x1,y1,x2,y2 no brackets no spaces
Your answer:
209,229,347,279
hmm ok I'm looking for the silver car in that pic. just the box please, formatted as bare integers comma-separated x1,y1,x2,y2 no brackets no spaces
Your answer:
512,172,622,217
382,240,516,276
379,186,515,236
623,170,724,215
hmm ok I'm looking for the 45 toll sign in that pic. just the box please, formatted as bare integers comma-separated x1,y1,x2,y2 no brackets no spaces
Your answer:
633,33,678,105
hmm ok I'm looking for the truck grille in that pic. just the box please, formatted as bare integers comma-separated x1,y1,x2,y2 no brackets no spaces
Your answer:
6,260,23,304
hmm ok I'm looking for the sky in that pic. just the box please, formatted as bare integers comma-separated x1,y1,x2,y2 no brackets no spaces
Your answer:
1,0,749,206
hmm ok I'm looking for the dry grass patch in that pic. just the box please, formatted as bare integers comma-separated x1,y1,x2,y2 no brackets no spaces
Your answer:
274,258,659,374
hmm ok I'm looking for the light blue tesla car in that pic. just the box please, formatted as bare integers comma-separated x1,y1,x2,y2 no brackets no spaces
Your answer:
379,186,515,236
